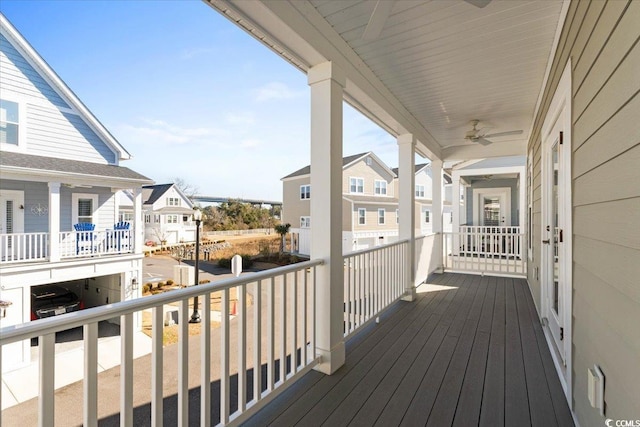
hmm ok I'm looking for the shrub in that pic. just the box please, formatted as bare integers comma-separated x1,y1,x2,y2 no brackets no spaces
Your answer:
166,279,174,286
142,283,152,294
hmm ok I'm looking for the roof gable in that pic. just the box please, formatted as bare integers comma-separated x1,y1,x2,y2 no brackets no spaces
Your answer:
142,183,194,209
0,13,131,161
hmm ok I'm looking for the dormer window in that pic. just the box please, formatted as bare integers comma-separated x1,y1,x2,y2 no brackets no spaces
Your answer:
0,99,19,145
167,197,180,206
415,185,425,198
374,180,387,195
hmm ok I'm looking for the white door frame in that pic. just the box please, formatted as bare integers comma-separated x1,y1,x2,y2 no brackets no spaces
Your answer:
473,187,511,226
0,189,25,234
540,59,573,406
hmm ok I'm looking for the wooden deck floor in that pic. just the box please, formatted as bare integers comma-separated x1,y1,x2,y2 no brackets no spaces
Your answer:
244,273,574,427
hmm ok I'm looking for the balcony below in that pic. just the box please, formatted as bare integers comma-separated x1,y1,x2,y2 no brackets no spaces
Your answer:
244,272,574,426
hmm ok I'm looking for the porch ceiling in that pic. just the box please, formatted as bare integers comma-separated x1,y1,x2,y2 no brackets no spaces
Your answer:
207,0,566,162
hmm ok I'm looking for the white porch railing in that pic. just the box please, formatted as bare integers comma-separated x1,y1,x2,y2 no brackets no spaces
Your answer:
443,226,526,277
343,240,408,337
0,232,49,263
0,259,321,426
59,230,134,259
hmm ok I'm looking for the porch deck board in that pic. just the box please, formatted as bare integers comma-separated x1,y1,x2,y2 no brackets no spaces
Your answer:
245,273,573,427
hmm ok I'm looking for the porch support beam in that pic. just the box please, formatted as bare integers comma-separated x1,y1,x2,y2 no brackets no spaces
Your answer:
452,173,461,257
398,134,416,301
431,159,444,273
133,188,143,254
308,61,345,375
48,182,61,262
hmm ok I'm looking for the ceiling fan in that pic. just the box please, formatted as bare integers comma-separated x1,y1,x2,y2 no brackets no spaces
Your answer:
362,0,492,41
464,119,523,146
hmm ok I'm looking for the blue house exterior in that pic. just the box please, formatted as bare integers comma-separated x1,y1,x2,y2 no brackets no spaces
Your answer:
0,13,153,370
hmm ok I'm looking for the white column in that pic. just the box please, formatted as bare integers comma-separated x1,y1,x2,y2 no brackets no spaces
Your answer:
452,173,461,258
431,159,444,273
308,61,345,375
397,134,416,301
133,188,143,254
48,182,61,262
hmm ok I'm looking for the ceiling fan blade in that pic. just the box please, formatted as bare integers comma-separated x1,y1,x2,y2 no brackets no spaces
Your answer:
463,0,492,8
483,130,523,138
476,137,493,146
362,0,394,41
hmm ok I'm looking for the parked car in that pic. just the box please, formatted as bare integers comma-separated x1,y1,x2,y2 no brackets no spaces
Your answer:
31,285,83,320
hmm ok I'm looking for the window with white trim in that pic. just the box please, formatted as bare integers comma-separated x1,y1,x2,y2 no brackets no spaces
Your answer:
300,216,311,228
424,210,430,223
300,185,311,200
119,212,133,222
166,215,179,224
167,197,181,206
374,180,387,195
144,214,151,223
358,208,366,225
415,185,425,198
396,209,399,224
154,214,160,223
378,208,385,225
0,99,19,145
350,177,364,194
72,193,98,225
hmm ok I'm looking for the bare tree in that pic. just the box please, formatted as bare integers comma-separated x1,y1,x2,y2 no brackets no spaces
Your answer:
173,177,199,199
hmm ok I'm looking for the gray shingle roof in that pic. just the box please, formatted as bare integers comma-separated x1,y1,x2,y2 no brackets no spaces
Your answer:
142,184,174,205
390,163,452,184
0,151,151,181
282,152,369,179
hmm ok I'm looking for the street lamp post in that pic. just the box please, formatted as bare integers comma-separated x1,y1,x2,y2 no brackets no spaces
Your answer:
189,209,203,323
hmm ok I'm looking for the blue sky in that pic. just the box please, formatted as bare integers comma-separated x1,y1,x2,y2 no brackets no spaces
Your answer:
1,0,401,201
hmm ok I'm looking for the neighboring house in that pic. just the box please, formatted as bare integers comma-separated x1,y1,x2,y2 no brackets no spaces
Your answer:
0,14,152,370
283,152,451,255
392,163,453,235
139,183,197,245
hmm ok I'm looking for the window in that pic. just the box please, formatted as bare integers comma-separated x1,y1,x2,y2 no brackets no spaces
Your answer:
0,99,19,145
119,212,133,222
396,209,399,224
145,214,151,223
374,180,387,195
350,177,364,194
358,208,366,225
72,193,98,225
300,216,311,228
300,185,311,200
424,210,430,223
154,214,161,223
166,215,179,224
378,208,385,225
415,185,425,198
167,197,180,206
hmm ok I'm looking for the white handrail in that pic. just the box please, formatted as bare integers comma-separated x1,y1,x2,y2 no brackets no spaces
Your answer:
0,259,322,344
1,259,322,427
343,240,408,337
0,232,49,263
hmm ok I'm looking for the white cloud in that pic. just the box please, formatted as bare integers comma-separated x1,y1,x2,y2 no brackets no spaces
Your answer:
254,82,305,102
240,138,262,148
225,112,255,126
117,118,231,147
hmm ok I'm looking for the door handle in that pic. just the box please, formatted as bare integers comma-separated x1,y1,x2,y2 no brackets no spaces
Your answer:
542,239,550,244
